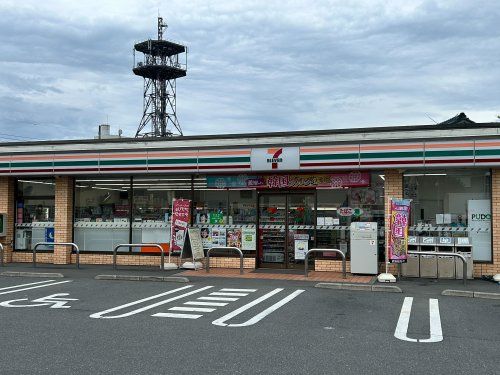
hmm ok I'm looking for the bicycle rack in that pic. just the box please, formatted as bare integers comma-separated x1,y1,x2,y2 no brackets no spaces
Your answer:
0,243,4,267
305,248,346,279
33,242,80,269
206,247,244,275
113,243,165,270
408,250,468,286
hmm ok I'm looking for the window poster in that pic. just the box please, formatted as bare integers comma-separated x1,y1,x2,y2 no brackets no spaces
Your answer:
294,233,309,260
242,227,256,250
227,228,242,248
211,227,227,247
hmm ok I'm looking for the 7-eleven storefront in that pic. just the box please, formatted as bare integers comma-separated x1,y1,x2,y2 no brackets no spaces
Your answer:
0,122,499,277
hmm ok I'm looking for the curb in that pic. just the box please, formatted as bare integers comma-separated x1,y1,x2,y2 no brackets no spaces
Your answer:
95,275,189,283
315,282,402,293
0,271,64,278
442,289,500,300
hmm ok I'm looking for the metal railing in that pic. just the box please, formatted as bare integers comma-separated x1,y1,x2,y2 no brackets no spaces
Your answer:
33,242,80,268
206,247,244,275
0,243,4,267
113,243,165,270
305,248,346,278
408,250,468,286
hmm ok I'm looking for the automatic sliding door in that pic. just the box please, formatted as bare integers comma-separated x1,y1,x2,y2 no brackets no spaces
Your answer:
258,194,286,268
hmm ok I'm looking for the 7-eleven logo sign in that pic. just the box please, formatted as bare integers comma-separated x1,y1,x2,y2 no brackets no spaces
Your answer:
266,148,283,169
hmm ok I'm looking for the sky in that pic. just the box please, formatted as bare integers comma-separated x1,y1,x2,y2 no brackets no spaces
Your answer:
0,0,499,142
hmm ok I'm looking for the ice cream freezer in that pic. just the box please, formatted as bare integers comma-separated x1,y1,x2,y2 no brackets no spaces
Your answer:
401,236,419,277
419,236,438,278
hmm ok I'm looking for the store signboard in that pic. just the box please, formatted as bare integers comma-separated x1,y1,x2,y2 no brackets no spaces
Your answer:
388,198,411,263
187,227,205,260
467,199,491,261
170,199,191,252
251,147,300,171
206,172,370,189
294,233,309,260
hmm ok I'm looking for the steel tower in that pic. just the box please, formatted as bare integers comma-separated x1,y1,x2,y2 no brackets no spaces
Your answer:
133,17,187,137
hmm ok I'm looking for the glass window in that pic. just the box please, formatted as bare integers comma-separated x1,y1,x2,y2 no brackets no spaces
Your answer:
131,176,192,252
15,178,55,250
74,178,131,251
404,169,492,261
193,179,228,225
316,172,385,259
229,190,256,225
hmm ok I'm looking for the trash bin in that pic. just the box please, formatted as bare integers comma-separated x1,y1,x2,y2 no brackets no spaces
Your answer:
402,236,419,277
437,236,455,279
455,237,474,280
419,236,437,278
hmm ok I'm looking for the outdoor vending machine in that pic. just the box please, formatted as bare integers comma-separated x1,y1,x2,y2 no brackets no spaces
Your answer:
350,222,378,274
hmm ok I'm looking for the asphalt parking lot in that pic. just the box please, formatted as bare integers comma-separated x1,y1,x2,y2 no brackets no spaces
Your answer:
0,268,498,375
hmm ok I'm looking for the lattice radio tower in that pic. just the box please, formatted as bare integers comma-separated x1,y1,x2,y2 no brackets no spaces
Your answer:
133,17,187,137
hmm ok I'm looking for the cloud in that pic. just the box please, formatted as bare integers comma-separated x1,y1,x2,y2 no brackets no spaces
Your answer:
0,0,499,141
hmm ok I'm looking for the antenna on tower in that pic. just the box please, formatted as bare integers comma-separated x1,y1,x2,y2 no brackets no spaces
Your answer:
133,16,187,137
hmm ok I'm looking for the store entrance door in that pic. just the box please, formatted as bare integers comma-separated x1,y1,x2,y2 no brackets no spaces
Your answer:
258,192,315,269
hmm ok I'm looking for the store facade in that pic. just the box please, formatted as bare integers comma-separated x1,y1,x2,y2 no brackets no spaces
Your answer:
0,120,499,276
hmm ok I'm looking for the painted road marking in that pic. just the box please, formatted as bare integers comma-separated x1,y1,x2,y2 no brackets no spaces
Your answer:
0,293,78,309
90,286,213,319
209,292,249,297
0,280,72,296
394,297,443,343
220,288,257,293
0,280,56,291
152,313,202,319
212,288,304,327
184,301,228,307
198,296,239,302
169,307,216,313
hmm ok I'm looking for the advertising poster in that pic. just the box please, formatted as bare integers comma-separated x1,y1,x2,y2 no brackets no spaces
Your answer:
242,227,256,250
294,233,309,260
227,228,242,248
187,227,205,260
200,227,212,248
211,227,227,247
169,199,191,253
209,212,224,224
388,198,411,263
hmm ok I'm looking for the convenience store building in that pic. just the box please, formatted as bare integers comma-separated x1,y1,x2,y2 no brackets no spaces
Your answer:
0,116,499,277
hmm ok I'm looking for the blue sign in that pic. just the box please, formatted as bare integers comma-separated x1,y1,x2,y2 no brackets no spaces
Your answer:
45,228,55,242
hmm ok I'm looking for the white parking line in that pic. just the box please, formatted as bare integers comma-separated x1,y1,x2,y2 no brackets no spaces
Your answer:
152,313,202,319
198,296,239,302
0,280,72,296
394,297,443,343
169,307,216,313
0,280,55,291
220,288,257,292
184,301,228,307
90,286,213,319
209,292,248,297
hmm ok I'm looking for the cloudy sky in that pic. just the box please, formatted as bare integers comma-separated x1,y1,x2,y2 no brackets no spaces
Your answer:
0,0,499,141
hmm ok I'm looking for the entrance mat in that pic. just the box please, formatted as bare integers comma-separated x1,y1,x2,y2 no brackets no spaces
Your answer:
251,268,304,275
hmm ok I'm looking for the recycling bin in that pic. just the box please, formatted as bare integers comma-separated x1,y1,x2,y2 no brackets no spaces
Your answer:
455,237,474,280
401,236,419,277
437,237,455,279
419,236,437,278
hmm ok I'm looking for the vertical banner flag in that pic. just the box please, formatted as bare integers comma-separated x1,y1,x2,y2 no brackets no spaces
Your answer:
388,198,412,263
170,199,191,253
